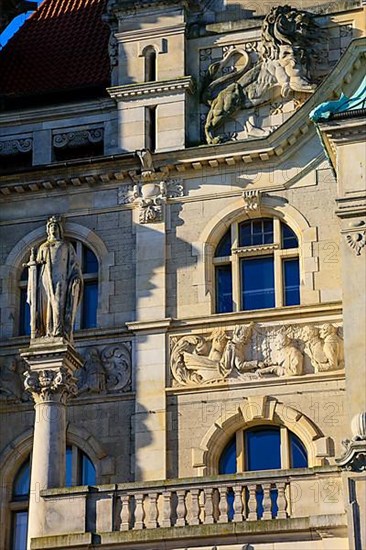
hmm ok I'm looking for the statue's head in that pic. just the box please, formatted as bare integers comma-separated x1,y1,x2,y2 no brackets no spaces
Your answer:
46,216,63,241
320,323,336,339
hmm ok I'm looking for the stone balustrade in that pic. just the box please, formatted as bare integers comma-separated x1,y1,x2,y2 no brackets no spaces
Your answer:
39,466,345,543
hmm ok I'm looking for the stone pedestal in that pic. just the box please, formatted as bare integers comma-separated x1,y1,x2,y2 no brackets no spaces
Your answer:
20,339,82,549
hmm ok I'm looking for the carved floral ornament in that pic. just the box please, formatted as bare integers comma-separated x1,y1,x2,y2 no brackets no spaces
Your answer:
170,322,344,387
53,128,104,149
0,138,32,156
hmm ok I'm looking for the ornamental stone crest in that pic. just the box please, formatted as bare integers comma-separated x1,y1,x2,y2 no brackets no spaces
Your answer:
201,5,323,144
118,149,184,223
170,322,344,387
76,343,132,395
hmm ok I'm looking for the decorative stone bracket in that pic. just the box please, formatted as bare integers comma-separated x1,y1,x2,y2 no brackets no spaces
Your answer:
118,149,184,223
242,190,262,211
342,220,366,256
337,412,366,472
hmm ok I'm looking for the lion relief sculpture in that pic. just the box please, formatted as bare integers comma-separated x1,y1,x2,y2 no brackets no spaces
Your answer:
201,5,323,144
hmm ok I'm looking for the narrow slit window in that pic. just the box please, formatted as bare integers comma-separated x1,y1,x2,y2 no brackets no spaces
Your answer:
145,106,157,152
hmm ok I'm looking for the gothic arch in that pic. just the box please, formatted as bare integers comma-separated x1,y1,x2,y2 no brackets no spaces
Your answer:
192,395,330,476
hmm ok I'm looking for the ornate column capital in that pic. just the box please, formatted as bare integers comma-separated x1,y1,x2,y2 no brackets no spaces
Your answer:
20,339,83,405
24,367,77,405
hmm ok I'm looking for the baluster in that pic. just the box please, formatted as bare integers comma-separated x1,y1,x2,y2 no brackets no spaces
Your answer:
176,489,187,526
120,494,131,531
276,482,288,519
262,483,272,520
133,493,145,530
147,492,158,529
233,484,243,522
204,487,214,524
218,486,228,523
189,488,200,525
161,490,172,528
247,484,257,521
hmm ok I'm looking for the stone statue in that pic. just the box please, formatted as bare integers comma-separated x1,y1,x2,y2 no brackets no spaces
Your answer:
304,324,344,372
201,5,321,144
25,216,83,342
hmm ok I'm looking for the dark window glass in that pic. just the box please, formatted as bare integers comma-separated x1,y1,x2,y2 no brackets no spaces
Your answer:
19,288,30,336
241,256,275,310
145,106,157,152
83,247,98,274
216,265,233,313
11,511,28,550
282,224,298,249
20,267,28,281
81,453,96,485
53,142,103,162
144,49,156,82
245,428,281,471
13,460,30,499
1,152,32,174
219,437,236,474
290,432,308,468
65,446,73,487
239,219,273,247
81,282,98,329
215,230,231,257
283,258,300,306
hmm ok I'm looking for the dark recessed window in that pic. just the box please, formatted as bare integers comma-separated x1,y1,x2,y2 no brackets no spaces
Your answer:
214,218,300,313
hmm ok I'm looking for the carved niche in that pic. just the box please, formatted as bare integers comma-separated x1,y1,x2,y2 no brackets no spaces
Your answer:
170,322,344,387
200,5,326,144
76,343,132,395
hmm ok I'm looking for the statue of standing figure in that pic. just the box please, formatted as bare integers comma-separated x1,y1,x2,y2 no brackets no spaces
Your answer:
25,216,83,342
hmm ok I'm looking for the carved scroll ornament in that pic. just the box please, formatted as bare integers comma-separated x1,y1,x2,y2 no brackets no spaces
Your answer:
170,322,344,387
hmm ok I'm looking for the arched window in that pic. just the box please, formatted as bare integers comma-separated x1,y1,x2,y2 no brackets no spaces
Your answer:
144,46,157,82
10,447,96,550
219,425,308,475
18,240,99,336
219,426,308,521
214,217,300,313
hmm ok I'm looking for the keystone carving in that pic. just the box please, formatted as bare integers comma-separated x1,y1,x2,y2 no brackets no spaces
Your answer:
201,5,323,144
24,367,78,404
76,343,131,395
170,322,343,387
242,190,262,211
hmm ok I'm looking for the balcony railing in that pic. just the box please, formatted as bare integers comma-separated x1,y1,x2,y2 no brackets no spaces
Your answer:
39,466,345,544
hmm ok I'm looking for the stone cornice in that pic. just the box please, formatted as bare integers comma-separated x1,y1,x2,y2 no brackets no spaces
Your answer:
115,23,186,43
107,76,195,99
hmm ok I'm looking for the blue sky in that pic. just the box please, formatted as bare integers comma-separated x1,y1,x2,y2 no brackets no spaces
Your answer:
0,1,43,49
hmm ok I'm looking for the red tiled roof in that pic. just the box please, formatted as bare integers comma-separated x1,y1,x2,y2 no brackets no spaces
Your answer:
0,0,111,98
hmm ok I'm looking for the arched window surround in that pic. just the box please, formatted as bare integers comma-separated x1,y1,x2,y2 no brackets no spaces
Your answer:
0,425,113,550
192,395,331,476
0,221,115,339
142,45,157,82
192,197,320,315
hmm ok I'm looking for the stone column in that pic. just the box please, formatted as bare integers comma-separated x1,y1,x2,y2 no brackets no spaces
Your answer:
21,340,82,549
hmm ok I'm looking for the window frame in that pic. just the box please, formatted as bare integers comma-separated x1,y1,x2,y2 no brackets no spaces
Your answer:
213,217,300,313
221,424,308,474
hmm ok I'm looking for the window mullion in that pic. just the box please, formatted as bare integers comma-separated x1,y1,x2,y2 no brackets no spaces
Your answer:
231,222,240,311
236,429,244,472
280,426,291,469
275,249,283,308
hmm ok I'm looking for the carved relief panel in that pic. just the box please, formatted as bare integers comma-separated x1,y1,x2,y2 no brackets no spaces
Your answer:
169,322,344,388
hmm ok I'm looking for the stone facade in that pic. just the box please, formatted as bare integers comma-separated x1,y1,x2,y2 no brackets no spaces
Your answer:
0,1,365,549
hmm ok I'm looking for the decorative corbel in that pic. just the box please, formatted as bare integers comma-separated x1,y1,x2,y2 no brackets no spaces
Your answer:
242,190,262,211
343,220,366,256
